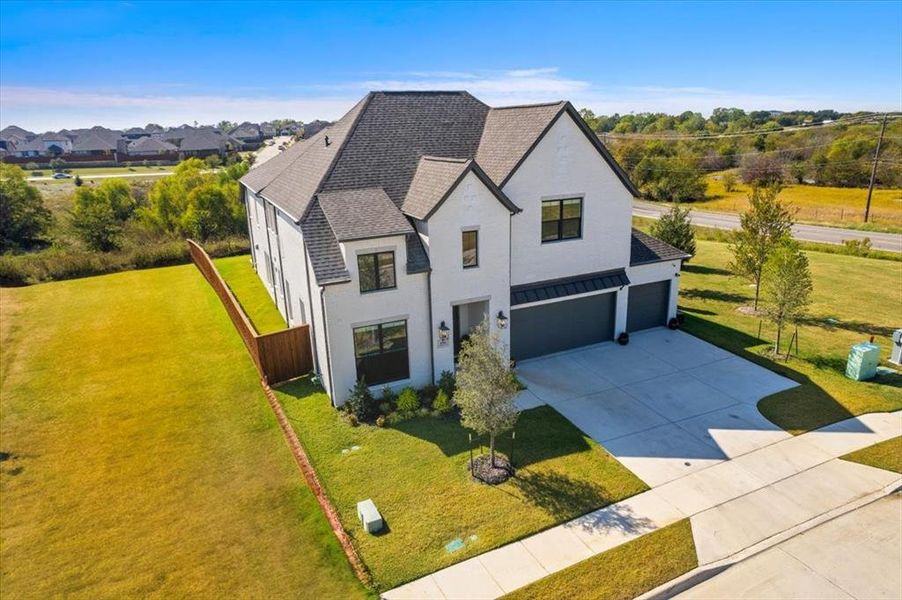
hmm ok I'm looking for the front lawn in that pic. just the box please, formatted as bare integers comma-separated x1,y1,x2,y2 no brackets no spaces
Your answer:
676,240,902,434
275,381,648,589
214,254,286,334
503,519,697,600
0,265,365,598
841,437,902,474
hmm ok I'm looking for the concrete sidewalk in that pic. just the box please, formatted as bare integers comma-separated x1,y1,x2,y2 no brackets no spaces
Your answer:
674,495,902,599
383,411,901,599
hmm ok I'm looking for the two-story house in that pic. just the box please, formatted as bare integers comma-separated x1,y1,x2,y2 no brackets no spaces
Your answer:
240,91,689,405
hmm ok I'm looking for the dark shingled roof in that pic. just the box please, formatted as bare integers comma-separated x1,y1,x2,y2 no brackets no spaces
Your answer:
630,228,692,265
511,268,630,306
318,187,414,242
72,131,117,152
300,200,351,285
127,136,177,153
402,156,520,220
241,91,640,286
475,102,566,185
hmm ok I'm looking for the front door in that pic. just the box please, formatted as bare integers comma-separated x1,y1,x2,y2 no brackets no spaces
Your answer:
453,300,489,360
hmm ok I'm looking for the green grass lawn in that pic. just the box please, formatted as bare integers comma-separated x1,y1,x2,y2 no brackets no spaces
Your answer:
0,265,366,598
690,172,902,232
503,519,697,600
213,254,286,334
675,240,902,434
275,381,648,590
841,437,902,474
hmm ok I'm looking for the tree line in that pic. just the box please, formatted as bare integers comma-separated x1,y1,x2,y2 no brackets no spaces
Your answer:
579,107,901,202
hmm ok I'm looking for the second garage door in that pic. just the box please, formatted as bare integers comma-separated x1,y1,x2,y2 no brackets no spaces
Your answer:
511,293,615,361
627,281,670,332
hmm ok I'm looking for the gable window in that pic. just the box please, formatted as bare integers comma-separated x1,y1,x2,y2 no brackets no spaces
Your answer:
462,230,478,268
358,251,396,293
541,198,582,242
353,320,409,384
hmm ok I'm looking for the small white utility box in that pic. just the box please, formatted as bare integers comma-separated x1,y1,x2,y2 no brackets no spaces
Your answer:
846,342,880,381
356,498,383,534
891,329,902,366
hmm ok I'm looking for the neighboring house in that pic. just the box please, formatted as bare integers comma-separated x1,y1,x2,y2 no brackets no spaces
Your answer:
11,138,45,157
126,136,178,156
229,122,263,148
124,127,151,140
240,91,689,406
167,127,238,158
71,131,117,156
260,122,276,139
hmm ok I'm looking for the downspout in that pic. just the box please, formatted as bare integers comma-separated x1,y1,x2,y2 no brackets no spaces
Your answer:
320,287,335,402
426,269,435,383
301,240,321,377
243,187,257,270
272,212,290,322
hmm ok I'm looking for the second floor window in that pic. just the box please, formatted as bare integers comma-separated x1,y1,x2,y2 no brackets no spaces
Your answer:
462,230,478,268
541,198,582,242
358,251,396,293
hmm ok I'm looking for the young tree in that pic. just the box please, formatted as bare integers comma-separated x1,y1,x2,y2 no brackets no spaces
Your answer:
0,164,52,251
721,172,738,192
70,179,136,251
454,322,520,471
49,158,66,173
651,204,696,259
729,185,794,309
761,241,813,355
204,154,222,169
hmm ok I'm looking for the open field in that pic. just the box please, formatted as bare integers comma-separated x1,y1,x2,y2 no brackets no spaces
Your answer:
674,239,902,434
276,381,648,589
692,173,902,232
26,164,174,182
214,254,286,334
841,437,902,474
503,519,697,600
0,265,366,598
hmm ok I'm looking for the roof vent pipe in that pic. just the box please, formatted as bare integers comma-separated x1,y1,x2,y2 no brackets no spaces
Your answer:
324,135,330,147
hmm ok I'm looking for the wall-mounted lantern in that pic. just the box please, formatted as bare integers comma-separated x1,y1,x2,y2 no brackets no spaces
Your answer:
438,321,451,345
496,310,509,329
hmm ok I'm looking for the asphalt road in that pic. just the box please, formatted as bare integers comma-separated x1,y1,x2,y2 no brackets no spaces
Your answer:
635,201,902,253
28,172,172,182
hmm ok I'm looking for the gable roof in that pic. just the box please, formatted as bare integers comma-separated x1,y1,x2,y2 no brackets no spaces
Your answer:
128,136,177,153
177,128,229,151
73,131,117,152
402,156,520,220
318,187,414,242
240,91,640,286
630,229,692,265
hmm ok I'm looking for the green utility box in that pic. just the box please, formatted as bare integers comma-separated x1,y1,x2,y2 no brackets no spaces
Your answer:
846,342,880,381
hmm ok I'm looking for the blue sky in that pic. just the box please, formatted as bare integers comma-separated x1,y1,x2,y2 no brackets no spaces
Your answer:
1,0,900,130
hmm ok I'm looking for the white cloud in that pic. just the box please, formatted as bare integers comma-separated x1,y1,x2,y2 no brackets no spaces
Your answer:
2,69,897,131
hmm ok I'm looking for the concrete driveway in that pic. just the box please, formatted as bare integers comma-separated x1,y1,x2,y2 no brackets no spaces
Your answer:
515,328,799,486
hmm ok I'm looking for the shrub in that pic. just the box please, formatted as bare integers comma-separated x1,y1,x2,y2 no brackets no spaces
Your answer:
74,175,83,187
433,389,452,415
1,164,52,251
380,385,396,404
375,415,386,427
346,379,377,422
378,402,392,415
396,387,420,413
650,204,696,259
25,162,39,171
419,383,439,408
347,414,359,427
739,153,784,187
721,172,738,192
31,171,44,177
386,411,406,425
842,237,872,257
438,370,456,399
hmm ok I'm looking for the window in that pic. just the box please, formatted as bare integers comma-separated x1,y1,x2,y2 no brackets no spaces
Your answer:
541,198,582,242
462,230,478,268
358,252,396,293
353,320,409,385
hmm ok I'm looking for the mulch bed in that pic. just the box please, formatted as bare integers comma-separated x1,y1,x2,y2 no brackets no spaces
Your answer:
471,453,515,485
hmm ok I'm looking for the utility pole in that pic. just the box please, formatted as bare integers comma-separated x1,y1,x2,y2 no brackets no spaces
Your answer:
864,113,888,223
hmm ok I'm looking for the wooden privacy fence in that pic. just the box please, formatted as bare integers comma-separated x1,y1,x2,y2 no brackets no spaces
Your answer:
187,239,313,384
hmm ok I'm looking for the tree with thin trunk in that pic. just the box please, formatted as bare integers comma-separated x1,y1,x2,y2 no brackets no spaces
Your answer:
761,240,812,356
651,203,696,260
454,321,519,470
728,184,793,309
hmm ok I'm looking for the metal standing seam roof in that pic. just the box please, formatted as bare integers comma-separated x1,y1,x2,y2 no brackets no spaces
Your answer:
510,269,631,306
630,228,692,265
